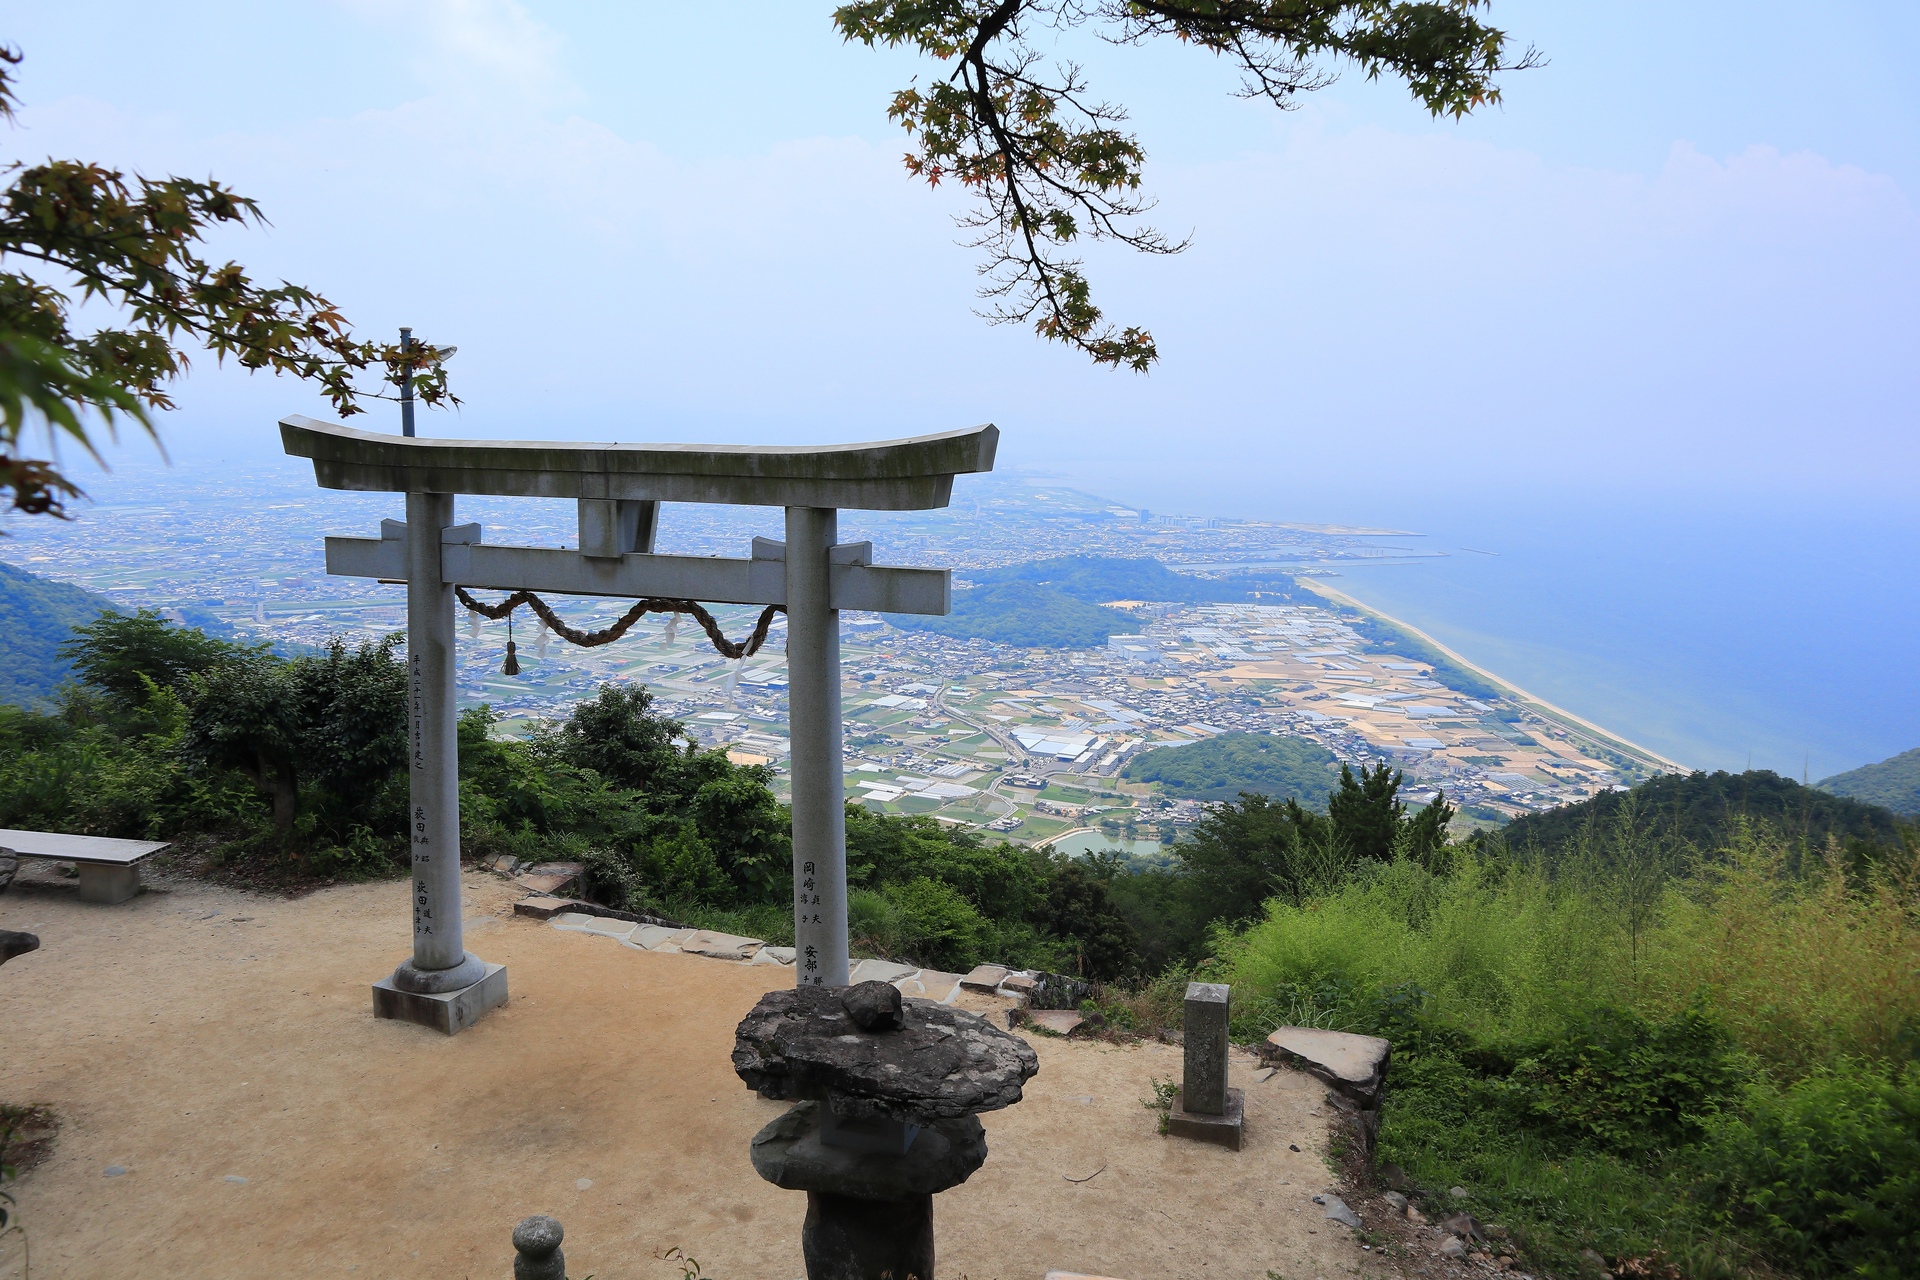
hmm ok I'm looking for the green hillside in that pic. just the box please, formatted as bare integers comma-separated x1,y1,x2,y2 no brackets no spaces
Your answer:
888,556,1307,648
1123,732,1340,805
970,555,1308,604
0,558,114,708
889,581,1131,649
1818,747,1920,816
1492,768,1903,854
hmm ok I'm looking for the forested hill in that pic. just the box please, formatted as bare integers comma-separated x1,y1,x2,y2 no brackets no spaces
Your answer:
887,556,1306,649
1123,732,1340,805
0,559,113,708
1818,747,1920,817
968,556,1309,604
1493,768,1905,854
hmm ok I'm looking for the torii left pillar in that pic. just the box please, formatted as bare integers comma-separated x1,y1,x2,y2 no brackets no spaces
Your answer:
370,490,508,1034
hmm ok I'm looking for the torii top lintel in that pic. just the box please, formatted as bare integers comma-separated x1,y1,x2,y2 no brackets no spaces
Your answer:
280,415,998,511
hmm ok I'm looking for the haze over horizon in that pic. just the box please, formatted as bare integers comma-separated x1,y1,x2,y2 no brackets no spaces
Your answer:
6,2,1916,778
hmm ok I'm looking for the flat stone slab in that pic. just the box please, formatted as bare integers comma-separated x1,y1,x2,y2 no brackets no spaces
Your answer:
750,1100,987,1198
621,925,694,952
751,946,797,966
678,930,765,961
847,958,919,984
515,872,579,896
1166,1086,1244,1151
1265,1026,1391,1107
512,895,577,920
549,913,637,941
1027,1009,1084,1036
894,969,964,1003
1001,973,1038,993
734,984,1039,1125
960,964,1008,991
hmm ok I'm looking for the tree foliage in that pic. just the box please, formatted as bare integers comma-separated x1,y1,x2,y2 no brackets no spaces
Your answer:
1124,731,1339,804
0,46,453,516
834,1,1538,369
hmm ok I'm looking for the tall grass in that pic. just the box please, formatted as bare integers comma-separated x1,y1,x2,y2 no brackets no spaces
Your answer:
1218,823,1920,1075
1209,821,1920,1278
1217,854,1626,1044
1643,826,1920,1078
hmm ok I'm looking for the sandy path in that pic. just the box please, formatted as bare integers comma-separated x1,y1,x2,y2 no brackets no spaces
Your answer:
1,867,1393,1280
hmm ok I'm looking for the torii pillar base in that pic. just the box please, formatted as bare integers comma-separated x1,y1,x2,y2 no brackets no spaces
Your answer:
372,962,508,1035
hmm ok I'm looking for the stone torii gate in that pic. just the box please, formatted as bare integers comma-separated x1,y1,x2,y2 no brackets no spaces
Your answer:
280,415,997,1034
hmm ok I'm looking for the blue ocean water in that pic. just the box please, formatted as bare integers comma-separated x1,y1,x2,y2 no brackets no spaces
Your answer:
1308,493,1917,779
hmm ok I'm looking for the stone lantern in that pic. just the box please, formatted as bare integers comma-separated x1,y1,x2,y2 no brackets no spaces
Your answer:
733,981,1039,1280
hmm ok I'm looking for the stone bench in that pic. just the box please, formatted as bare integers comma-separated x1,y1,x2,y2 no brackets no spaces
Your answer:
0,829,170,904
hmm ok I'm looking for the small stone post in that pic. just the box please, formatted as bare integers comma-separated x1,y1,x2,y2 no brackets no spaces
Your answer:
1166,980,1244,1149
511,1215,565,1280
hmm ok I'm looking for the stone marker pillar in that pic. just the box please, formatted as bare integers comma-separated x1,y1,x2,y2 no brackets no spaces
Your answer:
785,505,849,988
1166,980,1244,1149
370,491,508,1034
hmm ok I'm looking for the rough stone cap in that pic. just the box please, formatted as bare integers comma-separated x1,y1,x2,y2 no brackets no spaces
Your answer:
1265,1026,1392,1107
280,415,998,511
734,984,1039,1124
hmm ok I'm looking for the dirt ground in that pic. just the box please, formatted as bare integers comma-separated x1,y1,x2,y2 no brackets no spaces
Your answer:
1,865,1404,1280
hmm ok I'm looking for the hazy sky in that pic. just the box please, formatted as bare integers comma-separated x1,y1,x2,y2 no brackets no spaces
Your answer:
8,1,1918,521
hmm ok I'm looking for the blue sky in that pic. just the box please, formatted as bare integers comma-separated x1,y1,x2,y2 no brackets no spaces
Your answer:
7,1,1918,520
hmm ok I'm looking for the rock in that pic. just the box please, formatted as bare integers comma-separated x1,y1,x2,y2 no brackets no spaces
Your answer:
623,925,694,952
1318,1193,1363,1229
842,981,905,1031
1263,1026,1392,1108
1383,1191,1408,1213
1440,1212,1486,1241
512,895,578,920
960,964,1009,991
847,957,919,984
753,945,798,966
1438,1237,1468,1261
733,984,1040,1124
1379,1162,1414,1191
1026,1009,1083,1036
1450,1185,1469,1199
749,1099,988,1198
1407,1207,1428,1225
0,929,40,966
1580,1248,1609,1274
894,969,965,1003
516,861,584,896
1001,972,1038,993
1251,1066,1276,1083
0,853,17,891
679,930,766,961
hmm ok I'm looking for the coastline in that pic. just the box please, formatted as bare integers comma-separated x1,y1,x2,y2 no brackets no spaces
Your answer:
1299,579,1689,775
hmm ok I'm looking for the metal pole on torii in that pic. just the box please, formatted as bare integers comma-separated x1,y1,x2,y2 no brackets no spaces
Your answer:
280,414,996,1031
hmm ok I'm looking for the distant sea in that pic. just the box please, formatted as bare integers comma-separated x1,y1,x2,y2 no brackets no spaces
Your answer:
1252,493,1917,780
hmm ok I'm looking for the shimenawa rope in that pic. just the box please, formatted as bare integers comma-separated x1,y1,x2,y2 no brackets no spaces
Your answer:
455,587,784,662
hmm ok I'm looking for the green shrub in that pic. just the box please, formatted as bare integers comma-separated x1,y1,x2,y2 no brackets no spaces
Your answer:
1702,1061,1920,1279
1499,1004,1745,1152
